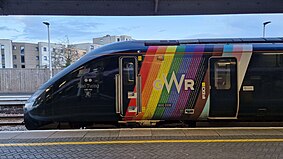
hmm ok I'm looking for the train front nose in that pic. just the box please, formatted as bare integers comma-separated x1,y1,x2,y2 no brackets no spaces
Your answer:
24,89,46,130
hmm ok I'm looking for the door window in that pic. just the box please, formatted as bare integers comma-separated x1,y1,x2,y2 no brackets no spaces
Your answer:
214,62,231,90
126,62,135,82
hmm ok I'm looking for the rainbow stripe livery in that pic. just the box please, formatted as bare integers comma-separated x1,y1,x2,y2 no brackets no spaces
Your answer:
124,44,252,120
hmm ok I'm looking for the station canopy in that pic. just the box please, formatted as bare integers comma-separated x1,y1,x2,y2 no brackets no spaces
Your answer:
1,0,283,16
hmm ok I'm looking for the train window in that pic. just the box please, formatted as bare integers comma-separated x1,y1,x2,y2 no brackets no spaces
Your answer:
78,68,90,77
126,62,135,82
279,54,283,66
252,53,278,67
214,62,231,90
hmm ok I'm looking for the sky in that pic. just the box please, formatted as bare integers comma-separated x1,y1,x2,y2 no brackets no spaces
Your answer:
0,14,283,44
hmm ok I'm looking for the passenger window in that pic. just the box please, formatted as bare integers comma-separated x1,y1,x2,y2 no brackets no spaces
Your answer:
251,53,280,67
279,54,283,67
126,62,135,82
214,62,231,90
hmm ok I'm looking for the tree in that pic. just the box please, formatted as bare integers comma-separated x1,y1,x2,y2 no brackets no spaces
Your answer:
52,46,66,68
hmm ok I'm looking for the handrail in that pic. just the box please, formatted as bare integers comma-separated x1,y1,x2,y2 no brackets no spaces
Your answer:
115,74,121,114
137,74,142,113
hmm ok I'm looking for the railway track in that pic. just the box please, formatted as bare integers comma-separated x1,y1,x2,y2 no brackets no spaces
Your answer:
0,94,28,126
0,95,30,105
0,115,24,126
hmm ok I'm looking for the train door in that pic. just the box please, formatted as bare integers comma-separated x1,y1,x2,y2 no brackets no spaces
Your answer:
115,57,141,117
209,57,238,119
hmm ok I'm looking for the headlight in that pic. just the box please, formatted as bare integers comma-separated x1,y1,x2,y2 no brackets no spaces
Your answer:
24,89,45,111
24,102,34,111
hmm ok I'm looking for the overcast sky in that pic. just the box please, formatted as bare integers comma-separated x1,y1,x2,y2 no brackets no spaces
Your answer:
1,14,283,44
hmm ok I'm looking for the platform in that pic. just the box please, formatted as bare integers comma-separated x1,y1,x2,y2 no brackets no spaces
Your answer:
1,127,283,139
0,128,283,159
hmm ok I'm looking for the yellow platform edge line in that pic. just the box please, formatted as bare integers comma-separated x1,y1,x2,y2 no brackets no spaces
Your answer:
1,139,283,147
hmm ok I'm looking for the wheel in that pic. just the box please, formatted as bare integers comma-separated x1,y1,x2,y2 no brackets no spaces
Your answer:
185,121,196,128
68,122,93,129
69,122,83,129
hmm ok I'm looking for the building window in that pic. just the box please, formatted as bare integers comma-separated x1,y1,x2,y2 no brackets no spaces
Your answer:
44,56,47,60
117,38,120,42
20,46,24,55
43,47,47,51
13,46,17,50
13,55,17,60
36,56,39,60
21,55,25,63
1,45,4,50
53,48,56,52
36,47,39,51
1,48,5,67
13,64,17,68
21,65,25,68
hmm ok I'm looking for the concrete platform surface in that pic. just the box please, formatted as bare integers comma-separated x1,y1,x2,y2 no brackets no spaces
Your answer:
0,128,283,159
1,127,283,139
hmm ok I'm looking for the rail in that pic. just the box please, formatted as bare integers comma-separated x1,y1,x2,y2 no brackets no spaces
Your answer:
0,115,24,126
0,95,31,105
0,95,27,125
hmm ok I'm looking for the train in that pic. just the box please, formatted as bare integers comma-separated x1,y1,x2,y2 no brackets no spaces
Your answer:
24,38,283,129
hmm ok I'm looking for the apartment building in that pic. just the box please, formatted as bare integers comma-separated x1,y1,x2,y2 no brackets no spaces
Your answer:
71,43,101,53
38,42,66,68
93,35,132,45
65,43,101,64
1,35,132,69
0,39,13,68
12,42,39,68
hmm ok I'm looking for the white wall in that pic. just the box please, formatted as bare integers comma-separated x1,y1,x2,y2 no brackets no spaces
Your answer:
0,39,13,68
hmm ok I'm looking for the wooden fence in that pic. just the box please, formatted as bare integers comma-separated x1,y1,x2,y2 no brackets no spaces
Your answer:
0,69,62,94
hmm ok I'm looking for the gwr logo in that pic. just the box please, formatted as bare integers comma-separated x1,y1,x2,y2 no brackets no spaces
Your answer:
153,72,194,93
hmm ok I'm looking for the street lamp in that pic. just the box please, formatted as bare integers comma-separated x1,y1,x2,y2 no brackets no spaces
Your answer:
43,21,52,78
263,21,271,38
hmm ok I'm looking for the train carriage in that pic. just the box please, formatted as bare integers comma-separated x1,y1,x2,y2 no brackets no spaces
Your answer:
24,38,283,129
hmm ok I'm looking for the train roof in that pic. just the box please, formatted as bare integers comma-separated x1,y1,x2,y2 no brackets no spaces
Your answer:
145,37,283,45
92,37,283,53
182,37,283,44
87,37,283,57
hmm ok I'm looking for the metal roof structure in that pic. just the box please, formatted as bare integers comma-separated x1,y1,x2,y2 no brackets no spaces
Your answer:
1,0,283,16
